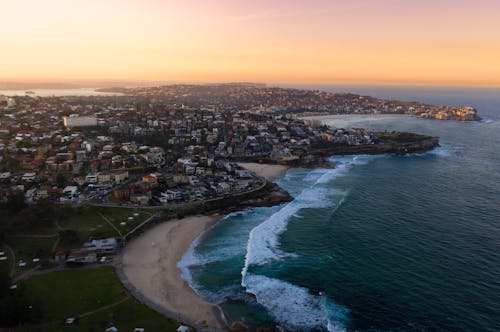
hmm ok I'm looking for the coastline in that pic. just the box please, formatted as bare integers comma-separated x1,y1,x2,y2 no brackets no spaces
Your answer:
119,163,292,331
121,215,227,330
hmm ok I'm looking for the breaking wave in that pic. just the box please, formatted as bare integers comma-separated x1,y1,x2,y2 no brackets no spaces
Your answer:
244,275,348,332
241,155,378,330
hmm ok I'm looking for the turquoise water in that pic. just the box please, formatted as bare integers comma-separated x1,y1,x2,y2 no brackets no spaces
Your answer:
179,87,500,331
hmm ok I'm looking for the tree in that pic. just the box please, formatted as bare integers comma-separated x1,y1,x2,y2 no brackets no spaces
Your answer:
1,190,26,213
56,173,67,188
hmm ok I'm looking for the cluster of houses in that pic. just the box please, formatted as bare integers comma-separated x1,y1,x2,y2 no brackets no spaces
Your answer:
2,84,475,207
0,93,378,207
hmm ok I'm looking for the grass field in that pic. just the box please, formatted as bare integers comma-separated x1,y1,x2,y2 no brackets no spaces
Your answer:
65,298,178,332
98,207,153,235
58,206,117,242
375,131,433,143
4,237,58,275
20,267,178,331
0,243,14,275
2,205,161,277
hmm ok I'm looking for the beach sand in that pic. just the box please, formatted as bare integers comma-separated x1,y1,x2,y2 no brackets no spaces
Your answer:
237,162,289,182
122,215,226,330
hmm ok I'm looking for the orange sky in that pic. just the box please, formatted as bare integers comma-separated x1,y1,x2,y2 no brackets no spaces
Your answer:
2,0,500,85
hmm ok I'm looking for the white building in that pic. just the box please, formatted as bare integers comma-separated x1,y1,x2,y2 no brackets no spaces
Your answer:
22,172,36,182
63,116,98,128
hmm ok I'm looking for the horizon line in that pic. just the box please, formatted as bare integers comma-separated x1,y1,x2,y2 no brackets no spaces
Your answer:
1,79,500,89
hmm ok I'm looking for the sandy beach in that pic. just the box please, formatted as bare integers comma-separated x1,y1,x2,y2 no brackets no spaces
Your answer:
122,215,226,330
237,162,289,182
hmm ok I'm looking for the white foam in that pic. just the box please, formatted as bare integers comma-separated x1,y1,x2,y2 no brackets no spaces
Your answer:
178,229,207,284
408,144,452,158
241,160,375,278
242,157,372,282
178,211,257,271
244,274,347,331
240,156,377,329
241,175,344,282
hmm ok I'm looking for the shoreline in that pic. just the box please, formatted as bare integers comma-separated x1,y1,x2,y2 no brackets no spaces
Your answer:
119,163,293,331
121,215,227,330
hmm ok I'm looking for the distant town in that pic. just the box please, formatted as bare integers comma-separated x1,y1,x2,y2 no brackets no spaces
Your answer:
99,83,480,121
0,83,477,207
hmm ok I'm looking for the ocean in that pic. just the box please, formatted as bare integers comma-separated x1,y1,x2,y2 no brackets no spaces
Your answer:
178,86,500,331
0,88,122,97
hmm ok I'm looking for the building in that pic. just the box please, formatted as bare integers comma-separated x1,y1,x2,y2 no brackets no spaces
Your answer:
21,172,36,182
66,250,97,264
82,237,119,255
63,116,98,128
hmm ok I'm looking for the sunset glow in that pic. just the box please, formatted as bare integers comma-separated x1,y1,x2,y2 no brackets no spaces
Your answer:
2,0,500,85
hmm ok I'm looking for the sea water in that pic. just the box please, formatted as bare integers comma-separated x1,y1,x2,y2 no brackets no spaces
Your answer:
179,86,500,331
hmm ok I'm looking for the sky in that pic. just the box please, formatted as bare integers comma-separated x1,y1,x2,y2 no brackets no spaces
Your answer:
1,0,500,86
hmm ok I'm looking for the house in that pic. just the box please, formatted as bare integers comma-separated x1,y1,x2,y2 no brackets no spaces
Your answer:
130,194,150,205
142,174,158,188
66,250,97,264
85,173,99,184
97,172,112,184
112,171,129,184
0,172,11,182
130,181,150,194
72,175,86,186
35,186,50,200
217,182,231,194
113,187,131,200
82,237,118,255
54,250,66,263
21,172,36,182
62,186,79,200
25,188,37,203
235,169,252,179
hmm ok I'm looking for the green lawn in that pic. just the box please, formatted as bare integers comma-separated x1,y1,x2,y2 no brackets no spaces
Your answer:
23,267,124,320
58,206,154,240
63,298,178,332
375,131,432,143
0,243,14,274
2,205,159,278
19,267,178,331
58,206,116,243
4,237,57,275
98,207,153,235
